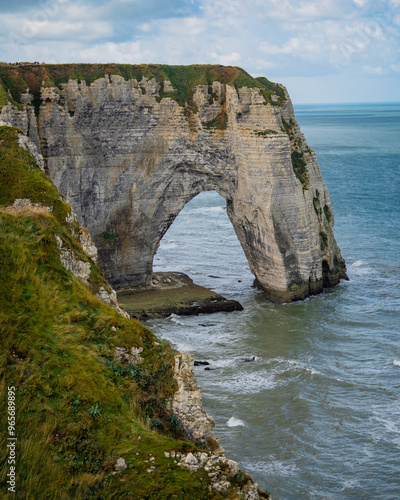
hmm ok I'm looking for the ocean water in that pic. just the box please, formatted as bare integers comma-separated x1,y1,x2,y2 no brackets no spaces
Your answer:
149,103,400,499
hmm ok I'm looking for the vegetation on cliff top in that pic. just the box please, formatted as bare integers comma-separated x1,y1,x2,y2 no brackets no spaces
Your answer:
0,63,286,111
0,126,256,499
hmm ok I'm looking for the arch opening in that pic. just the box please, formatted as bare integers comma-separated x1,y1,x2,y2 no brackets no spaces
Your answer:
153,190,254,299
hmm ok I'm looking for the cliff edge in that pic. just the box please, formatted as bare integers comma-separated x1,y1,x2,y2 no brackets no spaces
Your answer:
0,63,347,303
0,126,267,499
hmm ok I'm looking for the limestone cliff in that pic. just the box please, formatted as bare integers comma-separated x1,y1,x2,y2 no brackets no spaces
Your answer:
0,63,347,303
0,125,266,498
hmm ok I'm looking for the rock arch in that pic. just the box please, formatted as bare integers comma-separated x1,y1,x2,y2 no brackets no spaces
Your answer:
0,66,347,302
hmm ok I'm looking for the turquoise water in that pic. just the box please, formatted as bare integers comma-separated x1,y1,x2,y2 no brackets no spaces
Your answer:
149,104,400,499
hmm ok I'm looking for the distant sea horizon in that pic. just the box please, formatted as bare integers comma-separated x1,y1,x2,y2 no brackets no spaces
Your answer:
295,100,400,105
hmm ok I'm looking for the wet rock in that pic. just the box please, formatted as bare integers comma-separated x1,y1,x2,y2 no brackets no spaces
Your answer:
194,360,210,366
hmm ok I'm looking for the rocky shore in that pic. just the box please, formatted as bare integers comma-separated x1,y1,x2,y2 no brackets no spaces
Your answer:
117,271,243,320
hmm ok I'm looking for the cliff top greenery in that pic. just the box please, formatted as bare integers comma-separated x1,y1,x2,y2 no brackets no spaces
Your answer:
0,63,286,109
0,125,260,499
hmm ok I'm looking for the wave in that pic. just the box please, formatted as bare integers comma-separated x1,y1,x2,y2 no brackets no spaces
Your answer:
212,358,237,368
184,268,203,275
160,239,186,249
242,460,297,476
393,360,400,367
227,417,245,427
191,206,226,214
266,357,321,376
348,259,378,278
207,369,282,394
168,313,188,327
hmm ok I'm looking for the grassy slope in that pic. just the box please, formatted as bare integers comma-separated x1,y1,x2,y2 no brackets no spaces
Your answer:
0,126,238,499
0,63,286,110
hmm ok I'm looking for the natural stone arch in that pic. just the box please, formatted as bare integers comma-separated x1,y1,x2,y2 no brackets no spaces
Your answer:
0,65,347,302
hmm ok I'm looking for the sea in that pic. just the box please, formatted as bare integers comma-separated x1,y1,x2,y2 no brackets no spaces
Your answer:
148,103,400,499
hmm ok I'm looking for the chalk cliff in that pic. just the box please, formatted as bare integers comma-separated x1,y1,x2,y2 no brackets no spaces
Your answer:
0,64,347,302
0,125,266,498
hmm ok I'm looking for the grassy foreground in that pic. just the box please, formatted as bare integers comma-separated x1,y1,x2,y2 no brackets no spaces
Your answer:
0,126,244,499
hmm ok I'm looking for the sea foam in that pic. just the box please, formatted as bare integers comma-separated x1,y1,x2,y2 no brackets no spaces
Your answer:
227,417,245,427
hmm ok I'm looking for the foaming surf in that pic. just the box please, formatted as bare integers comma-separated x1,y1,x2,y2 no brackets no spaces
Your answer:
206,370,283,394
168,313,188,327
227,417,245,427
242,460,297,477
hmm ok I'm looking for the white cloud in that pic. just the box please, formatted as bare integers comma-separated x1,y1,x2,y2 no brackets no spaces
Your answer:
258,0,343,21
251,58,276,70
363,65,386,74
139,23,151,32
5,17,112,41
1,1,112,42
0,0,399,102
210,51,241,65
79,41,149,63
161,16,207,36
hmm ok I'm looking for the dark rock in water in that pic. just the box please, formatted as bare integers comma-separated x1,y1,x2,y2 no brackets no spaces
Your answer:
118,272,243,320
208,275,222,279
194,360,210,366
239,356,256,362
199,323,217,327
204,366,216,371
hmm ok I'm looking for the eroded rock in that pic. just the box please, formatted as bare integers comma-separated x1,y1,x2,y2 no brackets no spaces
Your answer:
1,69,347,303
168,353,216,446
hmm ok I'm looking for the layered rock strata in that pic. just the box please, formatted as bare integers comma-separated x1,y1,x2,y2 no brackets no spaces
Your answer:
0,65,347,302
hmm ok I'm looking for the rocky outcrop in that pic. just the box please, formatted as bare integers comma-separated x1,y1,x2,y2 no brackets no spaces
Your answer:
168,353,217,446
165,449,264,499
118,271,243,320
0,64,347,303
167,353,265,499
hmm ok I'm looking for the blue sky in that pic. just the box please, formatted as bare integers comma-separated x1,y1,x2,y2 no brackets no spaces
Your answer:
1,0,399,103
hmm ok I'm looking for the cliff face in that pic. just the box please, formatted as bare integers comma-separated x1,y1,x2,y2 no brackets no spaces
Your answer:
0,125,266,499
0,64,347,302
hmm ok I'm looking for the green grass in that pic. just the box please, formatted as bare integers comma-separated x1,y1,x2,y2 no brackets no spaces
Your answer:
0,63,286,113
323,204,332,222
0,127,69,222
319,231,328,251
202,108,228,130
0,78,23,110
254,129,279,137
291,151,309,187
281,118,310,187
0,125,241,499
